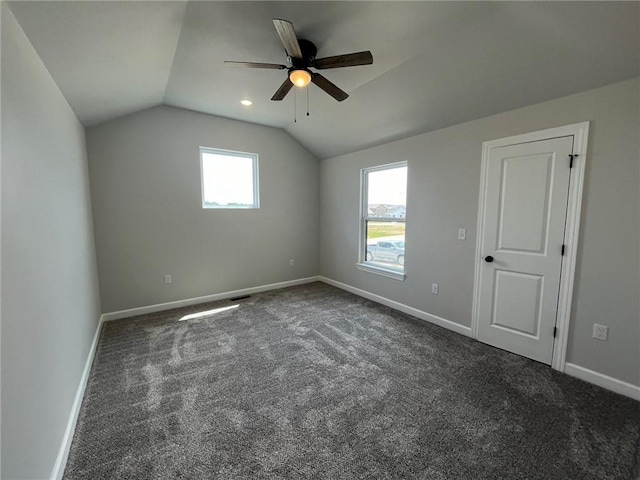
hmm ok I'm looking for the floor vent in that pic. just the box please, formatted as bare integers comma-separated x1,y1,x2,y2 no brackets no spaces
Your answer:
229,295,251,301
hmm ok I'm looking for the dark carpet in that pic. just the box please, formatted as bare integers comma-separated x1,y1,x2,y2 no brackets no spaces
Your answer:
64,282,640,479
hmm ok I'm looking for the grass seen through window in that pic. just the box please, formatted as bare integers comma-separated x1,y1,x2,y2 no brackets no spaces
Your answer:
367,222,405,239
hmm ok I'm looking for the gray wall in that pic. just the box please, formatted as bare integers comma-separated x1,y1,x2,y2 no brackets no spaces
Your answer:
1,4,102,479
320,78,639,386
87,106,320,313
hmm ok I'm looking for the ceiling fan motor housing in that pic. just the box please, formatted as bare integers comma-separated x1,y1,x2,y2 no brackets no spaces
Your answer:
291,39,317,68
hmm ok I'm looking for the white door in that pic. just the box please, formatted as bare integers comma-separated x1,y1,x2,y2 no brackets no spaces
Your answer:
476,136,574,365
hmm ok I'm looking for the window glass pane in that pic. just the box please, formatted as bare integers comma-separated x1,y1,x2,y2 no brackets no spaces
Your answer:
200,149,258,208
365,221,406,272
361,163,407,274
367,166,407,215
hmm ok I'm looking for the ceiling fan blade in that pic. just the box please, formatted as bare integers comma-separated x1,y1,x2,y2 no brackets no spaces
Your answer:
311,73,348,102
313,51,373,69
271,78,294,101
272,19,303,59
224,61,287,70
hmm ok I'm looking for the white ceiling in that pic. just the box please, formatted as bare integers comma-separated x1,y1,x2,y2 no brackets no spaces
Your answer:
8,1,639,159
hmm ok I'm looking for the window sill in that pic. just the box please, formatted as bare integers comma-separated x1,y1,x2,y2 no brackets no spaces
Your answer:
356,263,406,281
202,206,260,210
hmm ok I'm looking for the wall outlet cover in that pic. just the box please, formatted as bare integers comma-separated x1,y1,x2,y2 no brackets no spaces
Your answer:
592,323,608,341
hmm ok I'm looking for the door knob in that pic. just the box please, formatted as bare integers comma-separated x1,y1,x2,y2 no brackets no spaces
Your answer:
484,255,494,263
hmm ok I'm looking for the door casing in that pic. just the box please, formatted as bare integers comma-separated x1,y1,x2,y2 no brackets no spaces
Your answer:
471,122,589,372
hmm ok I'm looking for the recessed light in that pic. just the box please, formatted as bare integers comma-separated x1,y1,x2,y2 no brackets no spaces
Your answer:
241,99,253,106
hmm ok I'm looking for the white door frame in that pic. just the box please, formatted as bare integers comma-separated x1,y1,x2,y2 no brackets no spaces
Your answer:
471,122,589,371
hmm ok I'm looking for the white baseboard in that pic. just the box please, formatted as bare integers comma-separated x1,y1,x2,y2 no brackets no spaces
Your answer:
101,276,321,322
564,363,640,401
50,316,104,480
319,276,472,338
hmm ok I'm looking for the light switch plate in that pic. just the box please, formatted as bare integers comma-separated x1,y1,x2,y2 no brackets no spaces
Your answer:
458,228,466,240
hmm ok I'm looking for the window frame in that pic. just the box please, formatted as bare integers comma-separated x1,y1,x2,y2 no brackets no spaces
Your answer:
357,161,408,281
199,146,260,209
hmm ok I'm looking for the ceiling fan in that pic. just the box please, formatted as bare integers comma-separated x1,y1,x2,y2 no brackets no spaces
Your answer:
224,19,373,102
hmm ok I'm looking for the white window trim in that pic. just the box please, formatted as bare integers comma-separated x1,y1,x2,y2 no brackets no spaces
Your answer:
359,161,407,280
356,263,406,281
199,146,260,209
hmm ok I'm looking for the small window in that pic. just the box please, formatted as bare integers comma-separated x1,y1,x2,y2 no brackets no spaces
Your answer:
200,147,259,209
359,162,407,279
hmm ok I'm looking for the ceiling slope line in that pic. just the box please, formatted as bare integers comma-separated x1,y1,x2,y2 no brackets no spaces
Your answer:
161,1,190,105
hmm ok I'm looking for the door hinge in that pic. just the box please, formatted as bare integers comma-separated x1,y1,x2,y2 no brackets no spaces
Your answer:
553,327,558,338
568,154,578,169
561,244,566,256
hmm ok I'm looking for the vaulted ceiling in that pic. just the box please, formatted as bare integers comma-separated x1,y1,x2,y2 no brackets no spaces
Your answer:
8,1,639,159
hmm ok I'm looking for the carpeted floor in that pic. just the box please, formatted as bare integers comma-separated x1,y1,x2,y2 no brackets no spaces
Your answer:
64,282,640,479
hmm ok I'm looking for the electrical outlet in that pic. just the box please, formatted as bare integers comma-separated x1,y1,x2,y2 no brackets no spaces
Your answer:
592,323,608,341
458,228,466,240
431,283,439,295
164,274,172,284
289,259,295,267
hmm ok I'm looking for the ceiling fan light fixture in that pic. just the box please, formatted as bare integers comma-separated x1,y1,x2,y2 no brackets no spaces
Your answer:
289,69,311,88
240,99,253,106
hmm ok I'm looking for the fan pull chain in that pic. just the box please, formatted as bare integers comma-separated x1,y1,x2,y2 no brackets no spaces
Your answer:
294,88,297,123
306,86,310,117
